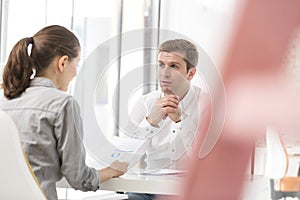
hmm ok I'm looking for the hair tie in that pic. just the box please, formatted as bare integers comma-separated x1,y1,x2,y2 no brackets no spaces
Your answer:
29,37,34,45
27,37,34,56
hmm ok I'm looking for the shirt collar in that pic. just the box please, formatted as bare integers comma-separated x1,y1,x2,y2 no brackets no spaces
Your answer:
29,77,56,88
180,85,195,111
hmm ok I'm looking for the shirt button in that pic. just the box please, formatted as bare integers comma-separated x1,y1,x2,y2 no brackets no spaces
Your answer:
172,130,176,133
171,149,175,152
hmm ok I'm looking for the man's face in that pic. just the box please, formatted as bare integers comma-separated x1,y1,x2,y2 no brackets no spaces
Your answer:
158,51,195,96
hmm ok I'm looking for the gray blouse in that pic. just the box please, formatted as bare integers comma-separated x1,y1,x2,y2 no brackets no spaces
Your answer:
0,77,99,200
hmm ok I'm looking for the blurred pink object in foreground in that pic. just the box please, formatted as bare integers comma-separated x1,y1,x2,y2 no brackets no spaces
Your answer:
158,0,300,199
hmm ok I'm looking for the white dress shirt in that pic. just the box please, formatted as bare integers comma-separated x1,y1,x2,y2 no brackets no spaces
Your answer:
125,85,210,170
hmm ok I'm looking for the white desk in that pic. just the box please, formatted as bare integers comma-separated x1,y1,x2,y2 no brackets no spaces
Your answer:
101,172,182,195
57,174,276,199
56,172,183,195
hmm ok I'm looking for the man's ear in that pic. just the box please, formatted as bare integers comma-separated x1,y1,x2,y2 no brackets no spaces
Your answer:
187,67,196,80
57,55,69,72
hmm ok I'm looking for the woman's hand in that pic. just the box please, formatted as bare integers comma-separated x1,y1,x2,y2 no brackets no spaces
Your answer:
98,160,129,182
109,160,129,177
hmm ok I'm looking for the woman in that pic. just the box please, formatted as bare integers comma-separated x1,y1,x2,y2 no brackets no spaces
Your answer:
0,25,128,200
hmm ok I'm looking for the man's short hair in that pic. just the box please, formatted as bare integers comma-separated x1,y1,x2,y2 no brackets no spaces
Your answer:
158,39,198,71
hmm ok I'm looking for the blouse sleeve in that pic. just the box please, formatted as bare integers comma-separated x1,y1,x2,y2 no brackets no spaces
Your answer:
55,96,100,191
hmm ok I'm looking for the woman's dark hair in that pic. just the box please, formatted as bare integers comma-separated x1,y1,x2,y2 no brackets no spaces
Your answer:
1,25,80,99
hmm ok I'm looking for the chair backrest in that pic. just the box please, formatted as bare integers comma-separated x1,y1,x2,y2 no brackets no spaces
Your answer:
265,127,289,179
0,110,47,200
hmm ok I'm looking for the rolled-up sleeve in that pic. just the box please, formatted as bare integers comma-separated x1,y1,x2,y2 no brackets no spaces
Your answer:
125,94,165,139
55,97,99,191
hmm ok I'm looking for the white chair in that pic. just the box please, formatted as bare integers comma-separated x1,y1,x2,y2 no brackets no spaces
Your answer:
0,110,47,200
265,127,300,200
265,127,289,179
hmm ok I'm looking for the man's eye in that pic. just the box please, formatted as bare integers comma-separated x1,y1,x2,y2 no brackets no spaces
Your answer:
159,63,165,67
170,64,178,68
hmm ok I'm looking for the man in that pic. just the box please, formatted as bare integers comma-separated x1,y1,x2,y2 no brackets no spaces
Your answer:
125,39,211,200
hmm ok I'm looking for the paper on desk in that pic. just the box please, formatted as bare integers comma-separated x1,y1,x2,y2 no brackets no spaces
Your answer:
110,136,149,167
111,136,147,151
85,136,149,169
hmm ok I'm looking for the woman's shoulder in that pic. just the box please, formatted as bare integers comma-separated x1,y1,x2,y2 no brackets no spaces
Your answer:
22,84,77,113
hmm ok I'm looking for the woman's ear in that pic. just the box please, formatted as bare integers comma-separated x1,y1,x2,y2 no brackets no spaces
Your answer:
57,55,69,72
187,67,196,80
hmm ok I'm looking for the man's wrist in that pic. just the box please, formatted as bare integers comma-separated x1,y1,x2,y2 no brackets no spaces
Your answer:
175,119,181,123
146,116,159,128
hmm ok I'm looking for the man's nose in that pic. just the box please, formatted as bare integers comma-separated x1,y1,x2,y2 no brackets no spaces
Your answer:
162,66,171,77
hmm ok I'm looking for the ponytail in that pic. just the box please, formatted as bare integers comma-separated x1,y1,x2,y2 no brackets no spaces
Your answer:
1,25,80,99
1,37,34,99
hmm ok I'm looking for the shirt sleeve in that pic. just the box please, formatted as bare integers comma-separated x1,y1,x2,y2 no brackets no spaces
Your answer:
55,96,100,191
124,95,164,139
